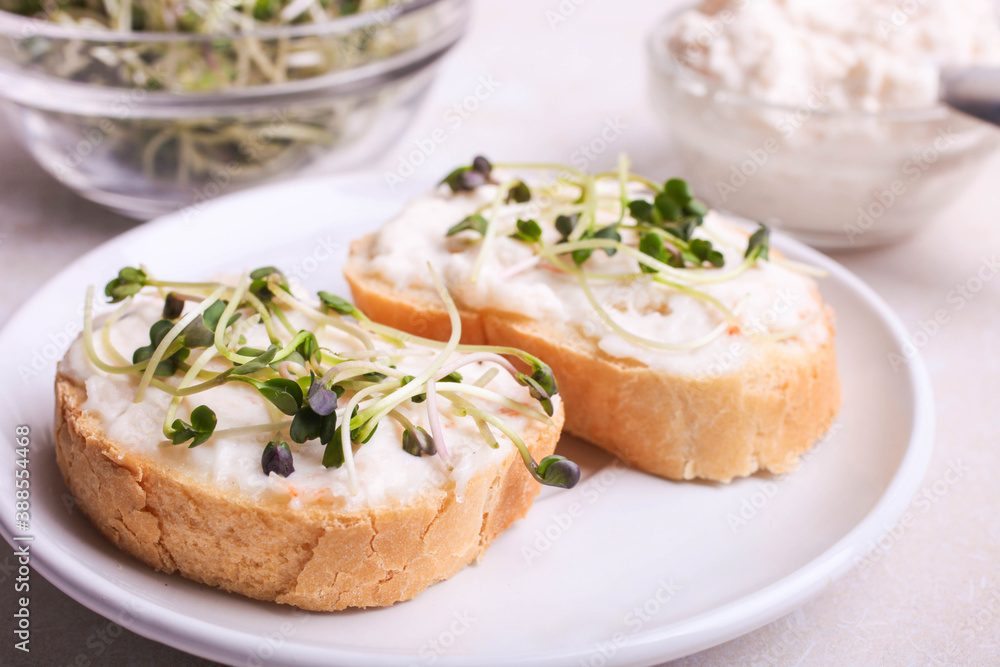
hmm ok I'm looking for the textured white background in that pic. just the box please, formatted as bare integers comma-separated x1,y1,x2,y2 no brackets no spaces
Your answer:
1,0,999,665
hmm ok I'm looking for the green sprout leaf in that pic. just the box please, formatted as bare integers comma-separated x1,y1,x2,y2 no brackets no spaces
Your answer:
322,433,345,468
105,267,147,303
593,224,622,256
290,407,322,444
654,191,682,222
295,332,319,365
628,200,658,224
317,291,365,320
686,239,725,268
319,411,338,446
441,155,493,193
132,319,188,376
555,213,579,242
170,405,217,448
347,405,378,444
261,441,294,477
628,178,708,243
446,214,489,238
663,178,692,207
745,225,771,262
534,455,581,488
401,375,426,403
356,371,388,383
506,180,532,204
255,378,303,416
231,344,279,375
248,266,288,303
402,427,436,457
180,323,214,349
638,232,671,274
516,364,558,417
201,299,228,332
510,218,543,244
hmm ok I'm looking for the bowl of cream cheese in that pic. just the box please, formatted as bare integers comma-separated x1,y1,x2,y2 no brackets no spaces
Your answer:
648,0,1000,249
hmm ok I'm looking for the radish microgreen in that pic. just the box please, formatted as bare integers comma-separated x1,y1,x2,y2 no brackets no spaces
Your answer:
745,225,771,261
261,441,294,478
171,405,217,448
447,214,489,238
506,180,532,204
442,155,494,193
85,267,578,494
433,156,808,352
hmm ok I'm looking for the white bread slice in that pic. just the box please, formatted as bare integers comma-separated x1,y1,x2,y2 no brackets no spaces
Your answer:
54,371,563,611
345,232,840,483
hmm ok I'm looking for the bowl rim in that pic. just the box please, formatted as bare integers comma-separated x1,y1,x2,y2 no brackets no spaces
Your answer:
0,9,465,114
646,1,952,123
0,0,468,112
0,0,444,42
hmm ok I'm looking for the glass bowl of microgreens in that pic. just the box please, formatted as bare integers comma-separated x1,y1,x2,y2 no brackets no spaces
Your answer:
0,0,468,218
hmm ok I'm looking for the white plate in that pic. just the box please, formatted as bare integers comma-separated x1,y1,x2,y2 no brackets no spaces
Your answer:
0,174,933,666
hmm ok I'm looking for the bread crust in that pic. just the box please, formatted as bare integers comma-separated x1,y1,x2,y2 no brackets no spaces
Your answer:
345,234,840,482
54,372,562,611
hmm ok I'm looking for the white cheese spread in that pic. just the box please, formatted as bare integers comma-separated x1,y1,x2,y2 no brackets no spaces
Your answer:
59,292,542,510
363,180,829,376
667,0,1000,112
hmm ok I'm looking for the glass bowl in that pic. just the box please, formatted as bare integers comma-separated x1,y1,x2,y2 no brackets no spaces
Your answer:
647,5,1000,249
0,0,469,218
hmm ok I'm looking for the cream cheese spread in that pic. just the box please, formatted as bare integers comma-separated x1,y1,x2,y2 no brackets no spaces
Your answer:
59,292,542,510
667,0,1000,112
364,180,829,376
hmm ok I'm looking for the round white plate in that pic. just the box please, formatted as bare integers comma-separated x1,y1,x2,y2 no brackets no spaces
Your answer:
0,174,933,666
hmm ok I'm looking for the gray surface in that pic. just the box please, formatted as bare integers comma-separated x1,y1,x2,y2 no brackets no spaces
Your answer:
0,130,222,666
1,540,222,667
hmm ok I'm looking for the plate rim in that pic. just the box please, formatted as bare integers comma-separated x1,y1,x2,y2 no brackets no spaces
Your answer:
0,172,935,667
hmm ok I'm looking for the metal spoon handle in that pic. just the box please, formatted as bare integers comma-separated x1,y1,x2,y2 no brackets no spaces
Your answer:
940,66,1000,126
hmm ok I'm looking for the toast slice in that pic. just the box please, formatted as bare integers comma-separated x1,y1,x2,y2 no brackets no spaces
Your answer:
55,268,567,610
344,160,840,482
